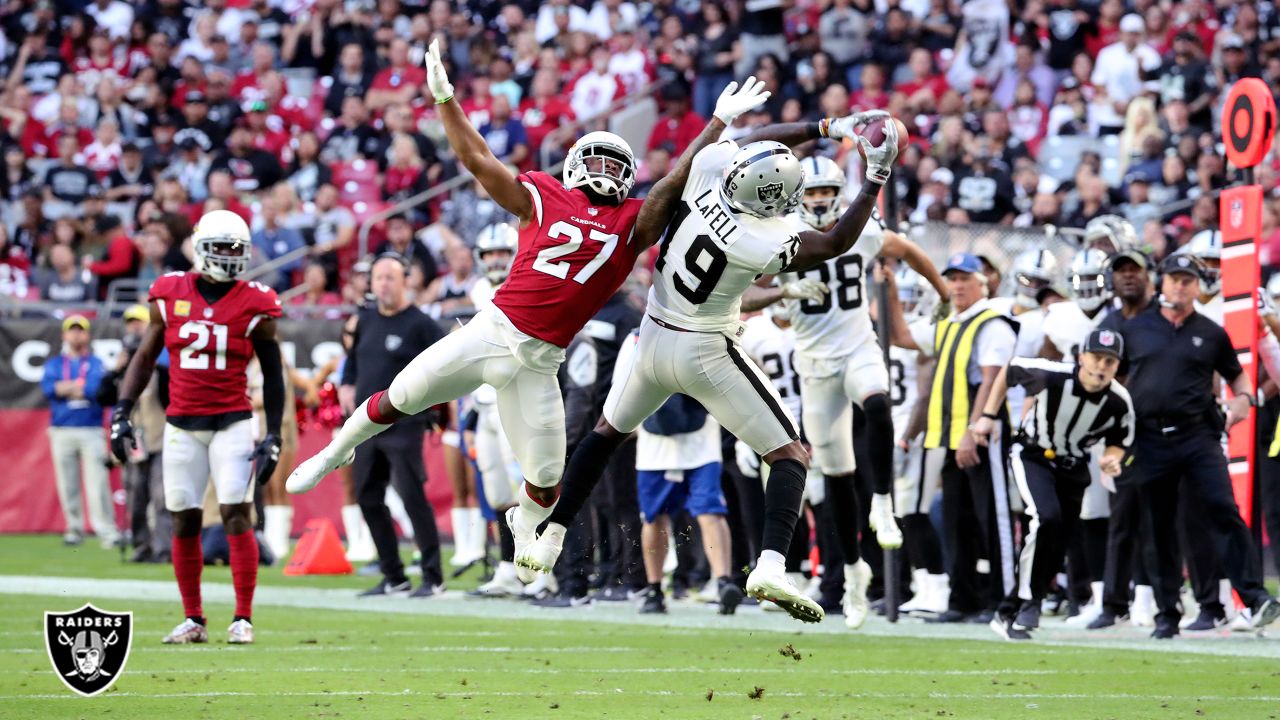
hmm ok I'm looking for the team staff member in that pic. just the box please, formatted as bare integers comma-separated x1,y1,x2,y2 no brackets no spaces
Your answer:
1097,254,1280,638
972,330,1135,640
342,253,447,598
893,253,1019,624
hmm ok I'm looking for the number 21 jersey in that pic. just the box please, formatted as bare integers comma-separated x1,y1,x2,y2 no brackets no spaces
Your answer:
492,171,644,349
150,271,282,417
649,140,800,332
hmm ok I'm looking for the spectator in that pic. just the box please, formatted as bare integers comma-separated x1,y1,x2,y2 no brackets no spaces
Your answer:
952,137,1016,224
43,135,99,212
1045,0,1094,74
736,0,788,77
478,95,530,168
850,63,889,113
607,24,653,97
367,38,425,113
251,194,307,291
633,147,671,198
382,134,430,204
647,84,702,157
1158,31,1218,132
84,214,138,298
374,214,437,281
1007,81,1050,155
869,8,914,81
190,170,252,225
175,91,222,150
167,137,213,202
375,103,438,173
418,241,476,319
15,191,53,258
535,0,591,46
1047,77,1092,136
45,98,95,151
103,146,153,211
818,0,870,75
86,0,135,40
947,0,1013,92
38,243,96,302
209,124,283,193
994,43,1058,110
692,4,738,121
11,30,70,96
84,117,123,180
897,48,949,115
519,69,575,163
134,226,170,289
306,183,357,259
0,143,36,204
570,44,625,123
586,0,639,40
325,43,374,118
1091,14,1161,135
1119,174,1161,230
437,178,516,248
322,96,381,164
42,315,118,548
1063,173,1112,227
290,260,343,307
285,131,332,203
1219,34,1262,86
0,226,32,298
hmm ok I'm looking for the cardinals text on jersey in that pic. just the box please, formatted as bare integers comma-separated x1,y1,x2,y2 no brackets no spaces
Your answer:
150,272,281,417
492,171,644,348
649,140,800,332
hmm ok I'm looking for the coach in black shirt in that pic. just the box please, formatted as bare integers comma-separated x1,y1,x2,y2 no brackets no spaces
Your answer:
973,330,1135,640
341,253,446,598
1096,253,1280,637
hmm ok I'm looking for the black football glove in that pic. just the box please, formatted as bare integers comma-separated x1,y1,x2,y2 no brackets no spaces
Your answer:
109,403,136,464
251,433,282,486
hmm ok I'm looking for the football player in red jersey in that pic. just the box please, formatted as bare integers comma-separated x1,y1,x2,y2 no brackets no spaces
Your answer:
287,39,772,583
109,210,285,646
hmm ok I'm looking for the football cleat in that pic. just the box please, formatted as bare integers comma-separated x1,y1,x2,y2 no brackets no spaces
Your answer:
286,448,354,494
227,619,254,644
867,494,903,549
746,564,825,624
515,518,565,582
358,579,412,597
1130,585,1156,627
1251,598,1280,630
1014,603,1041,631
990,616,1031,641
162,618,208,644
640,586,667,614
842,560,872,629
520,572,559,601
718,579,744,616
469,562,525,598
505,507,538,583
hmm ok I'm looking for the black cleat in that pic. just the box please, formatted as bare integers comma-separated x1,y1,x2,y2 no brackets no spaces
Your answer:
1251,598,1280,630
592,586,641,602
718,579,744,616
640,586,667,614
359,579,412,597
990,616,1032,641
1182,608,1226,632
1086,609,1125,630
409,583,443,598
532,594,592,608
1150,619,1179,639
926,609,970,624
1015,603,1041,631
969,609,995,624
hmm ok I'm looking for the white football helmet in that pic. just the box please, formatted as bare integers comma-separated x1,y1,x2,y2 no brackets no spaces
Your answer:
563,131,636,199
1069,248,1111,313
1011,248,1058,309
1267,272,1280,301
1181,229,1222,296
796,155,845,230
192,209,251,282
721,141,805,218
897,263,937,319
1083,214,1138,256
474,223,519,285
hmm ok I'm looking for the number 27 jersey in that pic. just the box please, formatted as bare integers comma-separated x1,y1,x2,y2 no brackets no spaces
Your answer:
649,140,800,332
149,272,282,417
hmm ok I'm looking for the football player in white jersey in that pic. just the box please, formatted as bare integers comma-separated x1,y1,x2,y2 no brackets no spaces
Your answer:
989,248,1059,420
523,111,904,623
1179,229,1222,322
739,156,948,626
465,224,529,597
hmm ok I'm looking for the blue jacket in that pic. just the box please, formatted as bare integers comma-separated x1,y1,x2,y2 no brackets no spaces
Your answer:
42,353,106,428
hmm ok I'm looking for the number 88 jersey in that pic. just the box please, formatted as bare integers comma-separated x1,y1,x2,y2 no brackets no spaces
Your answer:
649,140,801,333
149,271,282,417
776,210,885,360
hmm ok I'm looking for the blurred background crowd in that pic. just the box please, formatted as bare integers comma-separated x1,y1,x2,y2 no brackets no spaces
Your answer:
1,0,1279,313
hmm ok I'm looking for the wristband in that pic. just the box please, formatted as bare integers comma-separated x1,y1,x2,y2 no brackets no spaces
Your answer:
434,94,454,106
981,412,999,420
114,398,136,416
1239,393,1257,408
815,119,831,138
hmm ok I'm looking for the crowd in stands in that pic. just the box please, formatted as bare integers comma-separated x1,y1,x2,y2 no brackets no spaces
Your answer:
1,0,1279,307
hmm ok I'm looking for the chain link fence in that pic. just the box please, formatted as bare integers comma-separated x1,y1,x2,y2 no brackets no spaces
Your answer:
904,222,1087,296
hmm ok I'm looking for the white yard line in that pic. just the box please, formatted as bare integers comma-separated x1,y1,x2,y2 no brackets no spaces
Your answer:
2,574,1279,659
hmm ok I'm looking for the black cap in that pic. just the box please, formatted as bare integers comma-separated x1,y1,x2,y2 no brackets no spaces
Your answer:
1109,249,1149,271
1159,252,1202,277
184,90,207,104
1082,329,1124,359
154,112,178,127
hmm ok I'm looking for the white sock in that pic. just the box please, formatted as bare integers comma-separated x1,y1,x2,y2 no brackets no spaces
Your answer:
450,507,472,560
466,507,486,555
263,505,293,559
342,504,377,562
329,398,392,459
758,549,787,570
516,485,557,530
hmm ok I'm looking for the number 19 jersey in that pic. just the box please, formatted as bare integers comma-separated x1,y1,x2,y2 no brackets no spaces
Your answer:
492,171,644,348
649,140,800,332
776,210,885,360
149,271,282,417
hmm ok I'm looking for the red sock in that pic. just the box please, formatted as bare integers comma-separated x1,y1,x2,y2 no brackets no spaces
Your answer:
172,534,204,620
227,530,259,620
366,390,393,424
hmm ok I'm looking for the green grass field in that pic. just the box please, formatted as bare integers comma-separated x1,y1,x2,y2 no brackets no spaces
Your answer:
3,534,1280,719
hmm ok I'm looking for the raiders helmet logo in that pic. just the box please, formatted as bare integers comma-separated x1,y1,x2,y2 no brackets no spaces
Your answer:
45,604,133,697
757,182,784,205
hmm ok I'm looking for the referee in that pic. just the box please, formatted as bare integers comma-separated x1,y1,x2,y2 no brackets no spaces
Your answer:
972,330,1135,640
342,253,447,598
1096,253,1280,638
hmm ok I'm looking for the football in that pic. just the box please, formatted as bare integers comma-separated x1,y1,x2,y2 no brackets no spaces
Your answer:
856,117,910,163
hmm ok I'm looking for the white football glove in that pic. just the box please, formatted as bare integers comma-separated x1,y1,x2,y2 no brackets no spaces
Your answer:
1259,287,1278,319
856,118,900,185
781,278,829,304
424,39,454,104
734,440,761,479
713,76,770,125
932,297,953,323
824,109,891,140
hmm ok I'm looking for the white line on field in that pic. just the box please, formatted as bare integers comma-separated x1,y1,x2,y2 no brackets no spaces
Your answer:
3,689,1279,702
25,666,1065,677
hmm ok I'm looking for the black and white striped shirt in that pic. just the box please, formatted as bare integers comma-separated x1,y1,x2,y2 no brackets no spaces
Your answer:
1009,358,1135,459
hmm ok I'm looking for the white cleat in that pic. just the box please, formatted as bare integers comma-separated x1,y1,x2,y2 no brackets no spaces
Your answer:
162,618,208,644
520,571,559,600
1130,585,1156,627
868,494,903,549
227,619,254,644
505,507,539,583
516,522,565,582
286,449,354,494
747,563,825,624
469,562,525,598
843,560,872,630
898,568,929,614
763,573,809,612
